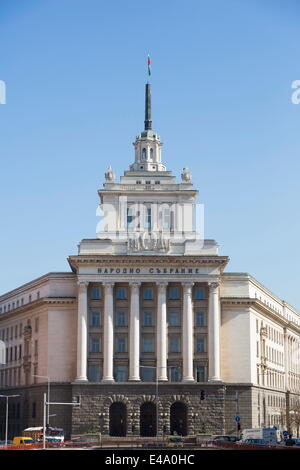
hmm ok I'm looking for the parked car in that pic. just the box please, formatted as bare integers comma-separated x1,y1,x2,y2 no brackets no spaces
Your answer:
12,437,35,445
213,435,234,442
243,438,274,446
292,438,300,447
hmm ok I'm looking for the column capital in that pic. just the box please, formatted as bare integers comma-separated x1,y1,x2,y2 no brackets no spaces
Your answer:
156,281,168,290
77,280,89,289
208,281,220,292
182,282,194,291
129,281,141,289
102,281,115,290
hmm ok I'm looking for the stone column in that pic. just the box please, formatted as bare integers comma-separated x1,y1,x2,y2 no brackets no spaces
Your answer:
182,282,195,382
208,281,222,382
129,282,141,381
75,281,89,382
102,282,115,382
156,282,168,381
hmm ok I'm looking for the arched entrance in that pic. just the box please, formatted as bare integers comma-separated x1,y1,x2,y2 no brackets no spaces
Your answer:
140,402,157,436
170,402,187,436
109,402,127,436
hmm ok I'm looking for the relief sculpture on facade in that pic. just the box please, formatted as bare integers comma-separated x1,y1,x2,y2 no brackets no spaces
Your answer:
127,231,170,253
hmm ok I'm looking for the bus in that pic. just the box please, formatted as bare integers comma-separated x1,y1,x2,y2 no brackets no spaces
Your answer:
22,426,64,443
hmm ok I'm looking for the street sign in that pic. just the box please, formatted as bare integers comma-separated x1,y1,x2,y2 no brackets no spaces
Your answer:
235,416,240,422
283,430,289,436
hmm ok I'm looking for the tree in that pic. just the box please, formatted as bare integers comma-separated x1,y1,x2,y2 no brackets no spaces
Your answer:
289,403,300,437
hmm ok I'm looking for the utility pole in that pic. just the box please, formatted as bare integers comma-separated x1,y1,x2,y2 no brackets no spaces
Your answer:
42,394,80,449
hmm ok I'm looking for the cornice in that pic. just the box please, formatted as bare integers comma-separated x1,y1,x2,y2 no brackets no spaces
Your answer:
68,255,229,271
0,297,76,322
221,297,300,334
0,272,76,302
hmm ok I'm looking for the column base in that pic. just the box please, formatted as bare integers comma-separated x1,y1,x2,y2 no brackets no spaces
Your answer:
182,378,195,383
128,377,141,382
208,378,223,383
157,377,168,382
74,377,88,383
102,378,115,383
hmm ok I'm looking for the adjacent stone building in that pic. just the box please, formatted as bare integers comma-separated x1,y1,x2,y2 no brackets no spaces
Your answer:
1,83,300,439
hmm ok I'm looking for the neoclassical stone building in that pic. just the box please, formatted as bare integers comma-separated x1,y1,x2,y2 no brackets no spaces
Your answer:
1,83,300,439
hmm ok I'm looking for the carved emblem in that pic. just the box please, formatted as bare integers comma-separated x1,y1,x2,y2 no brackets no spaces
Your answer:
128,232,170,253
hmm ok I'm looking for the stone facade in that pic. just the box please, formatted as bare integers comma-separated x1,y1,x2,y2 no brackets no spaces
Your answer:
1,82,300,440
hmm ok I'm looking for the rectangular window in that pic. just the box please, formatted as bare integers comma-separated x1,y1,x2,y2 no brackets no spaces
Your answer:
168,312,180,327
195,311,205,327
141,367,155,382
88,364,101,382
116,337,127,353
169,366,181,382
163,208,170,229
168,287,180,300
144,208,151,229
34,340,38,356
143,311,153,327
127,207,134,228
143,288,153,300
196,365,206,382
143,337,154,353
90,337,100,353
196,337,206,353
155,181,160,185
91,288,101,300
115,365,128,382
194,288,205,300
116,287,127,300
116,311,127,327
35,318,39,332
90,311,101,327
169,337,180,353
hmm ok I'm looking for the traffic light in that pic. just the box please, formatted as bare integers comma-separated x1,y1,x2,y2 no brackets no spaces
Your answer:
200,390,205,401
237,422,241,431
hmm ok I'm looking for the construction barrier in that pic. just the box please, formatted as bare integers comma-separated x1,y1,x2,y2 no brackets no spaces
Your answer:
209,440,300,451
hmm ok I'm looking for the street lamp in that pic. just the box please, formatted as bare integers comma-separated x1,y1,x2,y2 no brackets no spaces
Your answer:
32,374,50,425
0,394,20,446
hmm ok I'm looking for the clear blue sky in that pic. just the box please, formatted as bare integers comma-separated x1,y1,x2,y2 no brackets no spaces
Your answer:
0,0,300,310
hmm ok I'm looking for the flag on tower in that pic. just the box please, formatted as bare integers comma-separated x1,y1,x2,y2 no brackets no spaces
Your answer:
147,55,151,76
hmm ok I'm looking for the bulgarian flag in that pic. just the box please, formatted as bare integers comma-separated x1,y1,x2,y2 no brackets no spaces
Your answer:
147,55,151,76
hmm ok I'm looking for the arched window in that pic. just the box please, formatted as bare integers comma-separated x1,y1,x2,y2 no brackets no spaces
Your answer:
142,148,146,161
150,148,154,160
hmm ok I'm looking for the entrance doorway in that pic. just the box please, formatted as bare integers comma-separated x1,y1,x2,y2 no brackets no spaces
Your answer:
109,402,127,436
170,402,187,436
140,402,157,436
